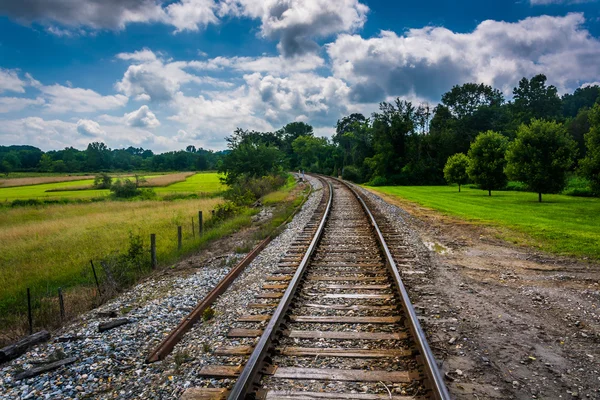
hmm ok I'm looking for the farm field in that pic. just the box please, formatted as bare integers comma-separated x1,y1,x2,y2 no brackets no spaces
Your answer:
0,172,225,202
367,185,600,260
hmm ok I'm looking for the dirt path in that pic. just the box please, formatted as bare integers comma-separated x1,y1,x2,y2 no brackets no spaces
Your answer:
368,190,600,400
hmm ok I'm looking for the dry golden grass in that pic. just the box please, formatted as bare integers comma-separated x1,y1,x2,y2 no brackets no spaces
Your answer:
0,175,96,188
140,172,196,187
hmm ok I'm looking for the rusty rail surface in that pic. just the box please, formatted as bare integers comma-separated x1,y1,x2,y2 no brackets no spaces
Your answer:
145,177,313,363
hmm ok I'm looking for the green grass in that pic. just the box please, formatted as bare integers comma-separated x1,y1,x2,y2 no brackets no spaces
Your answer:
0,172,225,202
154,172,225,195
368,185,600,260
0,173,299,342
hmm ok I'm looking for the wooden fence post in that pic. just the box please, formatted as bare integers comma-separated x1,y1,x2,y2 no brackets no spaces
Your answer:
90,260,101,295
198,211,203,237
27,288,33,335
58,288,65,320
177,226,182,250
150,234,157,269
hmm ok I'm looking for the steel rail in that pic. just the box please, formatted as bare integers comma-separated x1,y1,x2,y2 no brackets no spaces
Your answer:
339,178,451,400
146,176,313,363
227,178,333,400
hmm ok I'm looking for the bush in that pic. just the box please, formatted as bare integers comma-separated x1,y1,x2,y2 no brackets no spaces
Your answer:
367,176,388,186
342,165,362,182
93,173,112,189
443,153,470,192
562,176,595,197
224,174,287,206
110,179,140,198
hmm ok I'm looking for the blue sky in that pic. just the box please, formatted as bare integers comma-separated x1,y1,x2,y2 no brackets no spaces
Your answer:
0,0,599,152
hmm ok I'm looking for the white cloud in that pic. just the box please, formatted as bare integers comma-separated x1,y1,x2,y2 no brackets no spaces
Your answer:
40,84,129,113
218,0,368,56
188,53,325,74
327,13,600,102
0,97,45,113
115,50,231,102
124,105,161,128
116,49,158,63
76,119,106,137
165,0,219,32
0,69,26,93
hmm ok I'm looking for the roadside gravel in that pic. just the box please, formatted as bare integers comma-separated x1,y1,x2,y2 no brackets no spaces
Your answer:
0,175,322,400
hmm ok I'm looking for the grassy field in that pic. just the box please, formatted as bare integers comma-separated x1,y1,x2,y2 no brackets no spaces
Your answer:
368,185,600,260
0,173,298,342
0,198,222,313
0,172,225,202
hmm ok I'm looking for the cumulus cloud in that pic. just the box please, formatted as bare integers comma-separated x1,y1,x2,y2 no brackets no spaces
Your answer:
124,105,160,128
76,119,106,137
0,69,27,93
39,84,129,113
115,50,231,102
188,53,325,74
0,96,45,113
165,0,219,32
218,0,368,57
327,13,600,102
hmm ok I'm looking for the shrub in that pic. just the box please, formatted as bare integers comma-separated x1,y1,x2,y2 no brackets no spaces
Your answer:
93,173,112,189
367,176,388,186
110,179,140,198
342,165,362,182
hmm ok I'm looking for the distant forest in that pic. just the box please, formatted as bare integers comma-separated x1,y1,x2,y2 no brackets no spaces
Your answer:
0,144,226,174
1,73,599,190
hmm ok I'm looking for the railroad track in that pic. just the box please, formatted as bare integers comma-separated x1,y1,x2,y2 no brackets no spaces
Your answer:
187,176,449,400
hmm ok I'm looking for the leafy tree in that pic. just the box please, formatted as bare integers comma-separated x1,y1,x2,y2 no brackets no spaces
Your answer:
110,179,140,198
38,154,53,172
506,119,578,202
566,107,591,159
562,85,600,118
579,103,600,194
443,153,470,192
292,135,330,171
467,131,509,196
442,83,504,119
219,142,285,185
512,74,562,124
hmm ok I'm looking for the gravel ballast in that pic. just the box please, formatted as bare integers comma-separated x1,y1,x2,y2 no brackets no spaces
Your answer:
0,176,323,400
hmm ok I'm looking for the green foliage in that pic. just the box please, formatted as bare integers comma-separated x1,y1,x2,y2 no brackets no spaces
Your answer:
93,173,113,189
202,307,215,321
506,119,578,201
220,141,285,185
443,153,470,191
467,131,509,195
579,103,600,195
511,74,562,124
342,165,363,183
367,176,388,186
110,179,140,198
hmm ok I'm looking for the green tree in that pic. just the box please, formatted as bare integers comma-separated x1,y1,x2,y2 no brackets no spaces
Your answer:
506,119,578,202
512,74,562,124
219,142,285,185
38,154,53,171
443,153,470,192
562,85,600,118
94,173,113,189
467,131,509,196
579,104,600,195
442,83,504,119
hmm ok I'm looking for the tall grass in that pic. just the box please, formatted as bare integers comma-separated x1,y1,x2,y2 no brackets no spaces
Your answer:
0,198,222,316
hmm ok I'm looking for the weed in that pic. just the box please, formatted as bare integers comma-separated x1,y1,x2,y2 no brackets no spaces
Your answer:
202,343,211,353
202,307,215,321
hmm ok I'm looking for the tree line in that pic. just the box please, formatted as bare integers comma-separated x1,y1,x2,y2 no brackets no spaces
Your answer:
0,144,226,175
219,74,600,200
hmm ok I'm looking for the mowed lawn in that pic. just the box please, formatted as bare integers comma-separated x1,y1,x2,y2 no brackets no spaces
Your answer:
368,185,600,260
0,198,223,313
